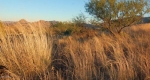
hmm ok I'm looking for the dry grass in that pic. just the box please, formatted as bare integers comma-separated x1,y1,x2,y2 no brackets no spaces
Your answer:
130,23,150,31
0,22,52,79
0,22,150,80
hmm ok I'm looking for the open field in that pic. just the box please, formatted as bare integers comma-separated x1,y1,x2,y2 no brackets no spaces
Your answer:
0,22,150,80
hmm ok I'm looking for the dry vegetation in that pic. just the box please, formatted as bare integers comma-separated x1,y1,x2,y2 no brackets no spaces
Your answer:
0,22,150,80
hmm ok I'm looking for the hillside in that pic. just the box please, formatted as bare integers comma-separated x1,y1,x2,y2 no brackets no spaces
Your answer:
1,19,150,38
0,19,150,80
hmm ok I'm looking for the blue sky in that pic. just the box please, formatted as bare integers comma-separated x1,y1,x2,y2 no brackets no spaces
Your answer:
0,0,150,22
0,0,89,21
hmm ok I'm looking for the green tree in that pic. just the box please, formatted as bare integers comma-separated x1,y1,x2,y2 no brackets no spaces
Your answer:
72,13,87,27
89,17,100,26
85,0,150,34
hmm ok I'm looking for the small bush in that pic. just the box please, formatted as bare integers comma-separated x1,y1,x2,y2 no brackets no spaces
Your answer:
52,22,82,35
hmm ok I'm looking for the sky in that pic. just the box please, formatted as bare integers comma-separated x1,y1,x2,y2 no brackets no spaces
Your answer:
0,0,150,22
0,0,90,22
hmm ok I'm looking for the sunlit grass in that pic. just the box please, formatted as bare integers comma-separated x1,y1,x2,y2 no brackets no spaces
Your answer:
0,22,150,80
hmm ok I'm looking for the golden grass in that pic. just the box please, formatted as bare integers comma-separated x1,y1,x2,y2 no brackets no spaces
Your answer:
52,32,150,80
131,23,150,31
0,22,52,79
0,22,150,80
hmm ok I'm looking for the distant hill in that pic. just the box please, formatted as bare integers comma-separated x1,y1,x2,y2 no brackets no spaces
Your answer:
1,19,52,34
142,17,150,23
2,19,52,28
1,17,149,29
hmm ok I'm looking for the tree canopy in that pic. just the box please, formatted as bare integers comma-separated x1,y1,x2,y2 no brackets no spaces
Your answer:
85,0,150,34
72,13,87,27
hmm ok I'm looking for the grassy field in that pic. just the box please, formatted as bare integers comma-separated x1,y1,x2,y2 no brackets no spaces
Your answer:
0,22,150,80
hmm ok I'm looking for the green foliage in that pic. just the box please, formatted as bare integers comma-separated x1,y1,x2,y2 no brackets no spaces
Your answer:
89,17,101,26
52,22,82,35
85,0,150,34
72,13,87,27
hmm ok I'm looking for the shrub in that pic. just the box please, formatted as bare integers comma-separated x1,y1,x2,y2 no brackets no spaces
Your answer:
52,22,82,36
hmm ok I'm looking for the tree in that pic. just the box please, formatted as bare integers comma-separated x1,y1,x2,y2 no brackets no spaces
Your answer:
89,17,100,26
72,13,87,27
85,0,150,34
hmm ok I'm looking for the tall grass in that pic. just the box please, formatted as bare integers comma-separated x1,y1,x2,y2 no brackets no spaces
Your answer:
0,22,52,79
0,22,150,80
51,30,150,80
